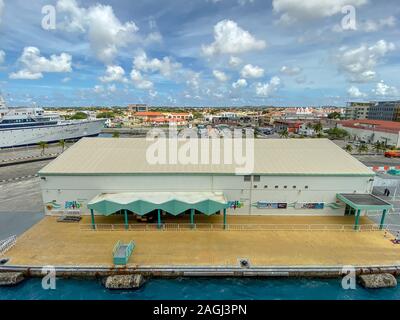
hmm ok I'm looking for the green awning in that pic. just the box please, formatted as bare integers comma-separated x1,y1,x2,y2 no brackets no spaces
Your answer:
88,192,229,216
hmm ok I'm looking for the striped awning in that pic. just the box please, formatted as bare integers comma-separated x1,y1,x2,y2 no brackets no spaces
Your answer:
88,192,229,216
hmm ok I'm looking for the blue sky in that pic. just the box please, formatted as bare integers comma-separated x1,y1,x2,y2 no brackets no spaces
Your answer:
0,0,399,107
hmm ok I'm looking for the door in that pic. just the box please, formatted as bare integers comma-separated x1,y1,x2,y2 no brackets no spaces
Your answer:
345,205,356,216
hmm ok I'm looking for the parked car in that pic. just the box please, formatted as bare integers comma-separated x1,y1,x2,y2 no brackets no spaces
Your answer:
385,150,400,158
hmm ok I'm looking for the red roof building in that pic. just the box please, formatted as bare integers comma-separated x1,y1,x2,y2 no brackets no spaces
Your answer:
340,120,400,134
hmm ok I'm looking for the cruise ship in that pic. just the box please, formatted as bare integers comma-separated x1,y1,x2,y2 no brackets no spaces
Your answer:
0,96,105,148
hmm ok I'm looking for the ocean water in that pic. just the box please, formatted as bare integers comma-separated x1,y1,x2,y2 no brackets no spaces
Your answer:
0,278,399,300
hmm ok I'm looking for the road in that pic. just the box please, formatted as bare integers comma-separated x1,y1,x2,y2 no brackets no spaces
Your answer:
0,160,50,182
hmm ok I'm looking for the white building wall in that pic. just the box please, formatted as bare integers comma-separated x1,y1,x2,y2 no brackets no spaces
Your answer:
41,174,374,216
339,125,400,148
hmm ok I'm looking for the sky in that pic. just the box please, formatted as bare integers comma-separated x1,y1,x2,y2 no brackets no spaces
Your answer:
0,0,399,107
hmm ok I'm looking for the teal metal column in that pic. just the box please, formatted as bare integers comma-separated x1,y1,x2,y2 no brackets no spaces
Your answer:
223,209,227,230
354,209,361,230
90,209,96,230
380,209,387,230
157,209,162,229
124,210,128,230
190,209,195,228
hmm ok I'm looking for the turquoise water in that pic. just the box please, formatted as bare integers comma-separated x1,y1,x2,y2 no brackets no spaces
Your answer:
0,278,399,300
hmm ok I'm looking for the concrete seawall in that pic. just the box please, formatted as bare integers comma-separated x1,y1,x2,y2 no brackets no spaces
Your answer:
1,265,400,279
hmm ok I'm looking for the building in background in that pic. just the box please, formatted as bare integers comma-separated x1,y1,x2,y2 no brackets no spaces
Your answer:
368,101,400,122
344,102,374,120
128,104,149,113
338,119,400,147
273,120,303,133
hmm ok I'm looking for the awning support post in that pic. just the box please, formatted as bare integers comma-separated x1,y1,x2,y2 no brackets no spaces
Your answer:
223,209,227,230
157,209,162,229
380,209,387,230
90,209,96,230
354,209,361,231
124,209,128,230
190,209,195,229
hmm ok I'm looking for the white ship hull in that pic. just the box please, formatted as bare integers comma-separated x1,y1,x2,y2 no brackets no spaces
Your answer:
0,119,105,148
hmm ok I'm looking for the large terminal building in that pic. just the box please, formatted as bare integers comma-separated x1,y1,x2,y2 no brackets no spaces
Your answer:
38,138,391,229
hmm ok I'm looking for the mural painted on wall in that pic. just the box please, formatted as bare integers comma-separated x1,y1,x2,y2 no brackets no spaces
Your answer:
255,202,288,209
227,201,244,210
65,200,84,210
295,203,325,209
45,200,61,211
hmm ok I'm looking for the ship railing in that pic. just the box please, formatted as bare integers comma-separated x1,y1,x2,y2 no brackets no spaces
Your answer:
0,235,17,256
79,223,383,232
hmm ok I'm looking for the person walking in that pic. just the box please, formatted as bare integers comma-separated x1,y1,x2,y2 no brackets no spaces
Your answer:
384,188,388,196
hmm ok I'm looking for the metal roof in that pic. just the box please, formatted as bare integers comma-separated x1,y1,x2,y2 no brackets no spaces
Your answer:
39,137,374,176
337,193,393,210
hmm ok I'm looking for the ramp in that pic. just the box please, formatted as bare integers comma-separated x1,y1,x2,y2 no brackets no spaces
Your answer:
113,241,135,265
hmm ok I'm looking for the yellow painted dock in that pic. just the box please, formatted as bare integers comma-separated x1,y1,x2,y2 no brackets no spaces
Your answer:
3,216,400,268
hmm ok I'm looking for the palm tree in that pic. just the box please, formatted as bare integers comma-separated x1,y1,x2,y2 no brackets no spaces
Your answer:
373,141,383,154
278,129,289,139
112,131,120,138
58,139,66,153
357,144,369,154
38,141,48,156
344,144,353,153
313,122,323,134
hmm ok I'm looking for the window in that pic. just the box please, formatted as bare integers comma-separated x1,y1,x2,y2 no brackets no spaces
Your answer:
254,175,261,182
305,186,309,189
284,186,288,189
264,185,268,189
244,176,251,182
293,186,297,189
275,185,279,189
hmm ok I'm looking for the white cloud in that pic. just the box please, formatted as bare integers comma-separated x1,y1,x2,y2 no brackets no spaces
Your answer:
133,51,181,77
202,19,266,56
347,86,366,98
272,0,367,24
237,0,254,5
0,50,5,64
209,0,254,6
229,56,242,68
99,65,127,83
280,65,302,76
241,64,264,78
107,84,117,93
186,72,201,91
256,77,281,97
337,40,395,83
62,77,71,83
130,69,153,90
9,47,72,80
56,0,139,64
362,16,396,32
373,80,398,97
232,79,248,89
213,70,228,82
93,85,104,93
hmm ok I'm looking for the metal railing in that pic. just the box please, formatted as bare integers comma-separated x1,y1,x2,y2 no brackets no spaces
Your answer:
80,223,384,232
0,235,17,255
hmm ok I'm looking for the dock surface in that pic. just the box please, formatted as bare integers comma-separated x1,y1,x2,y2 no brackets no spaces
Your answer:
2,216,400,268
